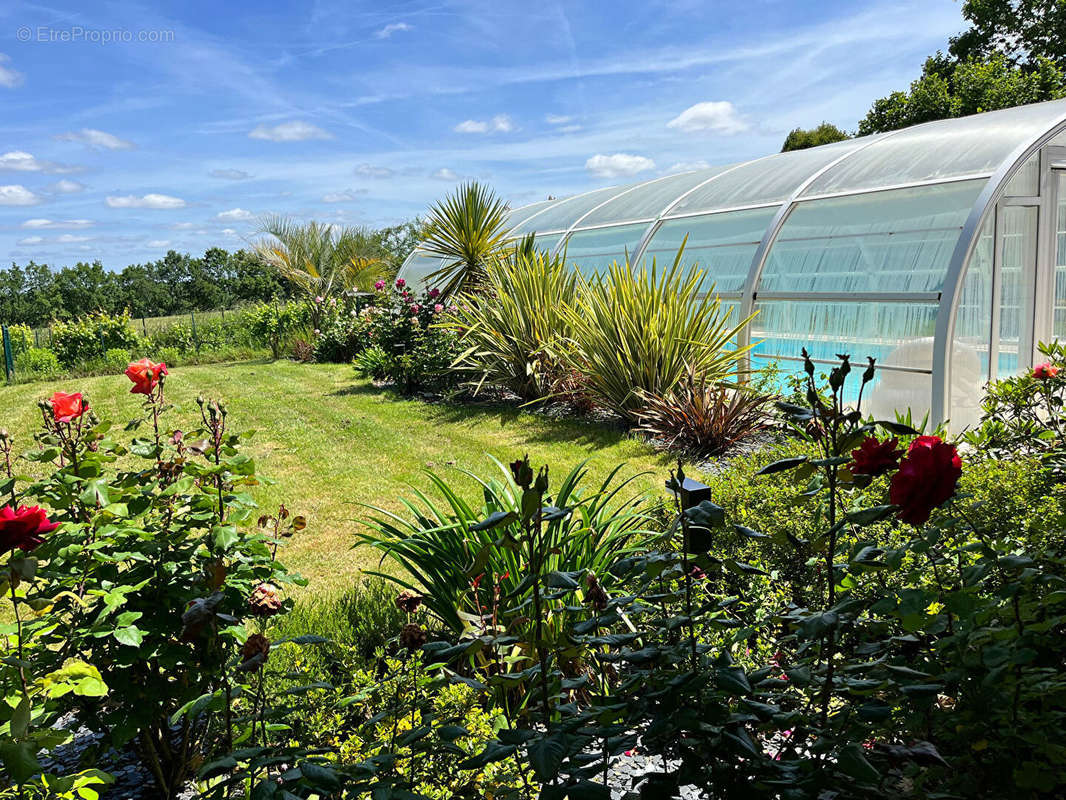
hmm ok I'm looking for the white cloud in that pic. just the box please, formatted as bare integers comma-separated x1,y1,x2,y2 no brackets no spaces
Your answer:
0,185,44,205
0,54,24,89
454,119,489,134
56,234,90,243
431,168,460,181
666,101,748,134
17,236,42,246
665,160,712,174
321,189,366,203
171,222,198,229
22,218,93,229
48,179,85,193
146,239,170,248
545,114,572,125
210,168,252,180
585,153,655,179
376,22,412,39
0,151,81,174
217,207,253,220
558,124,582,133
55,128,135,150
221,228,237,236
354,163,393,179
454,114,516,134
106,193,186,209
248,121,331,141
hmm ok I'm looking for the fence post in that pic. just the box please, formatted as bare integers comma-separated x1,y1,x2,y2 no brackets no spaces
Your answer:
191,309,199,352
142,316,148,337
2,326,13,382
34,327,39,347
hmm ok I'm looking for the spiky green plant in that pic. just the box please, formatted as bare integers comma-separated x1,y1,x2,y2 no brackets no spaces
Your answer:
447,239,577,400
559,242,755,421
421,182,512,296
255,216,386,327
356,457,658,634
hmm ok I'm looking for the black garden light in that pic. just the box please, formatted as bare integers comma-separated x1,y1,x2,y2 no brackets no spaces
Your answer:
666,475,716,553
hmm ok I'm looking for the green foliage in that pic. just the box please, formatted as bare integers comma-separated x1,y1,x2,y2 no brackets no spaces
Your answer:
561,244,753,421
357,456,657,634
780,121,850,151
49,310,140,368
102,347,132,373
5,323,33,357
421,181,512,296
355,280,459,393
255,217,386,330
448,240,577,400
13,347,60,380
310,295,376,363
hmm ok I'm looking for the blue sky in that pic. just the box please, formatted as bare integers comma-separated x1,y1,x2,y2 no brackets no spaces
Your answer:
0,0,967,269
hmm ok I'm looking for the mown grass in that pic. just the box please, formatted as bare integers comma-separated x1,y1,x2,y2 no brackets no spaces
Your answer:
0,360,687,595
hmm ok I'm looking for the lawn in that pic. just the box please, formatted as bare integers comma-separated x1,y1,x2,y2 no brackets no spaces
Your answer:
0,360,686,594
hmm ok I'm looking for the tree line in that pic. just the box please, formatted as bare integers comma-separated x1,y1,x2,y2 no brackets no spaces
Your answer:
0,220,422,328
782,0,1066,150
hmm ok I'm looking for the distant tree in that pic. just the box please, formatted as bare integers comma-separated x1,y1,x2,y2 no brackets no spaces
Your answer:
950,0,1066,67
375,219,424,274
255,217,386,329
781,122,851,152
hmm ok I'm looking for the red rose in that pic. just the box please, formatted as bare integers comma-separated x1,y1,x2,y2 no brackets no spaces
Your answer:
1033,362,1060,380
125,358,168,395
51,391,86,423
889,436,962,526
0,504,59,555
850,436,902,477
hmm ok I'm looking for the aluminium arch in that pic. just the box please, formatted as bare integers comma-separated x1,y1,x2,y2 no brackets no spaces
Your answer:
931,106,1066,424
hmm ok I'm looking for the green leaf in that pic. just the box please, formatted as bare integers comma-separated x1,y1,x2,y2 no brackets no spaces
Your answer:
299,761,342,791
212,524,239,551
684,500,726,530
757,456,808,475
10,694,30,738
0,740,40,783
527,732,567,782
437,725,469,742
847,505,897,526
470,511,517,532
113,627,144,647
715,666,751,695
733,525,768,539
79,479,111,507
838,743,881,785
459,740,516,770
875,419,919,436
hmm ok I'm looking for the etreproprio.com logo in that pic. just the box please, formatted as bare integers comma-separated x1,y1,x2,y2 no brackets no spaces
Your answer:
16,26,176,44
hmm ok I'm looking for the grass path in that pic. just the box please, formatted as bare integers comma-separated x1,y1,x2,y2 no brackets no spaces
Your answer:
0,360,689,594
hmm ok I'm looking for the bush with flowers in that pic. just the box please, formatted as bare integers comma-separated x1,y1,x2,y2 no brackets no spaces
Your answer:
0,357,347,799
352,278,459,393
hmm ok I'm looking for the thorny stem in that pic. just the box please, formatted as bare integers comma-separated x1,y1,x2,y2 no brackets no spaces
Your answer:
673,468,698,671
529,502,554,740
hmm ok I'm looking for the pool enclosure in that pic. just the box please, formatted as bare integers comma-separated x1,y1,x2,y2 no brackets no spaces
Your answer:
398,99,1066,428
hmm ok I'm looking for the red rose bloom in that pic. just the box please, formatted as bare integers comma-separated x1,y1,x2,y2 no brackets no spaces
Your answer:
889,436,962,526
125,358,168,395
0,504,59,555
51,391,86,423
1033,362,1060,380
850,436,902,477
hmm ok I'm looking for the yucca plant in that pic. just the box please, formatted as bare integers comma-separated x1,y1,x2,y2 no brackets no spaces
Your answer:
635,366,775,456
447,238,577,400
255,216,386,329
421,181,512,296
355,457,658,635
559,242,755,421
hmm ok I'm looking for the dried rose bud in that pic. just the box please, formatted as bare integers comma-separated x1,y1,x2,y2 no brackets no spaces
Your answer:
395,591,423,614
400,622,426,652
248,583,283,617
586,572,609,612
240,633,270,671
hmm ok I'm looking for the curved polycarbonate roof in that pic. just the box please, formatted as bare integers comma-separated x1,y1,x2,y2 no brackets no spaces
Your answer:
397,98,1066,427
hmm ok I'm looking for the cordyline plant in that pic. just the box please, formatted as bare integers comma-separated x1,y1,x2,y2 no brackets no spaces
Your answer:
0,358,346,799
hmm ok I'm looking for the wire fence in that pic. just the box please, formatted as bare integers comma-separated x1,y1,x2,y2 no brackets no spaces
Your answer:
25,308,236,348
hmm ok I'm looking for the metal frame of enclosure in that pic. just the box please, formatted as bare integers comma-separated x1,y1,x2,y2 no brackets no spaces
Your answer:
398,99,1066,428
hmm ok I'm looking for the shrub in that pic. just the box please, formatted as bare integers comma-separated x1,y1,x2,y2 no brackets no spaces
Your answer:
357,279,459,393
157,345,181,367
635,367,775,455
560,244,754,421
0,363,312,798
5,322,33,357
312,297,373,363
103,347,132,373
248,301,309,360
50,310,140,368
13,346,61,380
353,344,390,380
447,240,577,400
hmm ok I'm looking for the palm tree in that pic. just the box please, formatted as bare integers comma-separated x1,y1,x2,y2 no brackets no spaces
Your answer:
255,217,386,328
421,182,512,296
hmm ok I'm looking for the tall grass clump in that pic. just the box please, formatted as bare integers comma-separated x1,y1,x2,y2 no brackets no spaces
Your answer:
448,238,577,400
561,243,754,421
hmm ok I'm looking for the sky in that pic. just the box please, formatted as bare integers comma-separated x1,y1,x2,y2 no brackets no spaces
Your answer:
0,0,969,270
